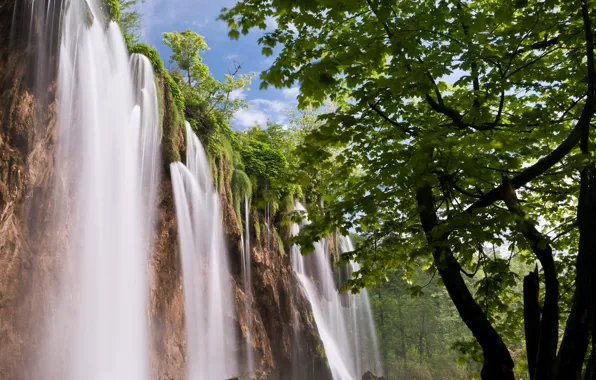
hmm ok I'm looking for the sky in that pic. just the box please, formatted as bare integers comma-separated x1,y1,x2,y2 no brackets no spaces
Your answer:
138,0,298,130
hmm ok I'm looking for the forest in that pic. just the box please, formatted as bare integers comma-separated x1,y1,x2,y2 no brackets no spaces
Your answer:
1,0,596,379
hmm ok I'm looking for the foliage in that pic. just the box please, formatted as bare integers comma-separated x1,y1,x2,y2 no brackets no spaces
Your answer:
273,226,285,256
162,30,253,165
232,168,252,224
222,0,596,378
163,30,209,86
239,138,289,199
129,43,164,72
371,270,480,379
105,0,121,23
164,71,186,112
160,74,184,164
119,0,144,45
127,42,185,165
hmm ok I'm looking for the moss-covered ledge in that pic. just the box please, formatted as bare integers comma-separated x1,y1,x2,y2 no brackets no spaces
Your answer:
127,43,186,166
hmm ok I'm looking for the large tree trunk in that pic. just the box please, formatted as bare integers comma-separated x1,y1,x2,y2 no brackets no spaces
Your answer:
524,268,540,380
555,166,596,380
555,2,596,373
416,183,514,380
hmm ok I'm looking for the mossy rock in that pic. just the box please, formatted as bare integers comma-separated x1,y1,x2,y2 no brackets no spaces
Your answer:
129,43,165,73
129,43,185,111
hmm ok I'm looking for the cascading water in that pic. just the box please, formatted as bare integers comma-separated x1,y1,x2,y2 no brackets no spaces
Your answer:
292,202,383,380
242,194,255,377
338,237,384,377
39,0,161,378
170,122,239,379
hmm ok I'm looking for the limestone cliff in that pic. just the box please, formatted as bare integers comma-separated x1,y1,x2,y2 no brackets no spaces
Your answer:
0,3,331,379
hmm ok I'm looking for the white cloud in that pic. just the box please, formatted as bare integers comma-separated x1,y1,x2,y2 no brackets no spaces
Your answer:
234,108,268,129
261,56,275,67
265,16,278,31
232,93,301,130
282,87,300,100
251,99,287,113
288,23,299,36
229,89,246,100
192,17,211,29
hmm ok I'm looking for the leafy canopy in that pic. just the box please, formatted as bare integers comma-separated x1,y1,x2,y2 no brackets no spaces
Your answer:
221,0,596,376
163,30,209,85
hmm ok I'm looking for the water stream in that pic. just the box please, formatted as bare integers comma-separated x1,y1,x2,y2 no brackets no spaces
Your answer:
242,194,255,376
40,1,160,378
292,202,383,380
170,122,239,379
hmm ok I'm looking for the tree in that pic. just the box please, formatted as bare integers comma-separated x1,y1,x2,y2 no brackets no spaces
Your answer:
163,30,209,85
163,30,255,154
220,0,596,378
119,0,144,45
370,269,484,380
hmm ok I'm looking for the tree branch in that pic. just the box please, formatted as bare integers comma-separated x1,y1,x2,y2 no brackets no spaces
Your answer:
368,101,417,136
501,177,558,378
466,0,595,213
416,181,514,379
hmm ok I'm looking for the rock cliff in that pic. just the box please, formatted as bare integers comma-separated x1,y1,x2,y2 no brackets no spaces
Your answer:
0,3,331,379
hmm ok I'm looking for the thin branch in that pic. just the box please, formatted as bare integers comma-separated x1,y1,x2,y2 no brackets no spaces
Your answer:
464,16,594,211
368,101,417,136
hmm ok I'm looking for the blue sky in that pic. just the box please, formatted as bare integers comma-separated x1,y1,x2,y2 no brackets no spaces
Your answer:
138,0,299,130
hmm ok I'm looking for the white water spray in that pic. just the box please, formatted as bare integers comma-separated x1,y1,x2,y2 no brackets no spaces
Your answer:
40,1,161,378
292,202,383,380
242,194,255,377
170,122,239,379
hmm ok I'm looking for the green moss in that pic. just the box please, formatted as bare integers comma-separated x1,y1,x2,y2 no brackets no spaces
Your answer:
316,341,326,358
129,43,165,73
273,227,285,256
164,71,186,111
105,0,121,23
254,219,261,244
232,169,252,225
161,75,183,164
129,43,185,112
261,222,269,246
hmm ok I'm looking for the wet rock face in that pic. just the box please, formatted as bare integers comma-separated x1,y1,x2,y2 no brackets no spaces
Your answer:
0,3,333,379
148,175,186,380
217,153,332,380
0,2,61,378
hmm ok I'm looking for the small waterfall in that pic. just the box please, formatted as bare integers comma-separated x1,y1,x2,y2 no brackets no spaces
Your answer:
170,122,239,379
339,237,384,377
40,0,161,378
292,202,383,380
10,0,63,107
242,194,255,377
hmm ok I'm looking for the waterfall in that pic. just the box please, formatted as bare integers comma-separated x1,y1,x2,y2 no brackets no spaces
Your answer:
39,0,161,378
339,237,384,377
242,194,255,377
292,202,383,380
170,122,239,379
